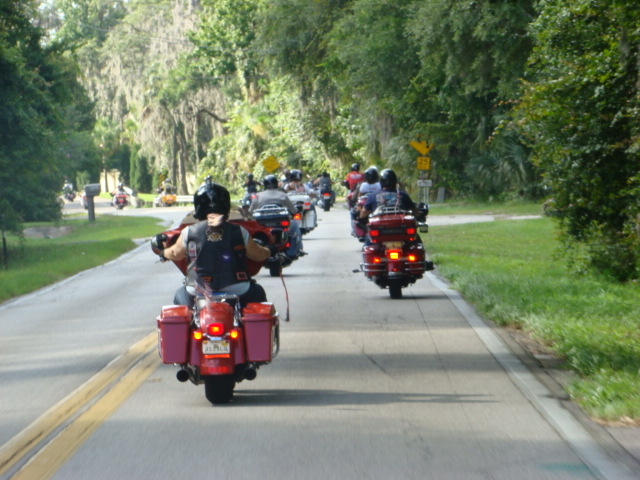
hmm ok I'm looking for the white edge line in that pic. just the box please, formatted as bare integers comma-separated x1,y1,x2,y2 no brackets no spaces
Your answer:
427,271,638,480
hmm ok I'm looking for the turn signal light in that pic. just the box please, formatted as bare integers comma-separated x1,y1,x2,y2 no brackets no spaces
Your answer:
373,257,381,264
208,323,224,336
408,254,417,262
230,329,240,340
193,331,203,341
294,213,301,221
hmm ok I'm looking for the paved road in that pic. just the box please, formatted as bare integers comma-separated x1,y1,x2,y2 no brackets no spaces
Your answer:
0,203,637,479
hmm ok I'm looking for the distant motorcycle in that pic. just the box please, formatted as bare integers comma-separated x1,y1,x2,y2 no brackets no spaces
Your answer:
360,205,433,299
287,191,317,234
317,186,334,212
251,203,302,277
112,192,129,210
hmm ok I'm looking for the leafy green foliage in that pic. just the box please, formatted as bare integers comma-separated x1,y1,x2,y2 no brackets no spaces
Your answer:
517,0,640,281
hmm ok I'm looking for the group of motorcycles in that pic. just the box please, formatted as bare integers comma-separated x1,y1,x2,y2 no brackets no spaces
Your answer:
151,177,434,405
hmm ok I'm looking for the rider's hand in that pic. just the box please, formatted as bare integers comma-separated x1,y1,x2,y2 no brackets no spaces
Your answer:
151,233,167,250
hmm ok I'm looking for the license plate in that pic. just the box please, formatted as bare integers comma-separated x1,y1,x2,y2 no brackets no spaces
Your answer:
384,241,403,249
202,340,230,355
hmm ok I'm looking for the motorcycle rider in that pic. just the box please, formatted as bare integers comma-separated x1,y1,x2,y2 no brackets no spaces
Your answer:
358,169,424,244
111,182,128,207
351,167,380,235
314,171,335,206
153,178,275,308
343,163,364,207
250,174,304,257
243,173,261,194
284,169,306,193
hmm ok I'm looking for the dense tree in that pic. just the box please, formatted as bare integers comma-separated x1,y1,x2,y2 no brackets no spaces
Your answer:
517,0,640,280
0,0,95,232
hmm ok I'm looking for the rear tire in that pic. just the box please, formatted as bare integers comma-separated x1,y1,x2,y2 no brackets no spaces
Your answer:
389,282,403,299
204,375,235,404
323,203,330,212
269,263,282,277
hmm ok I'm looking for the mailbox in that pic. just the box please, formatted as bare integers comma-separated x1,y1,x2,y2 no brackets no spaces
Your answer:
84,183,101,196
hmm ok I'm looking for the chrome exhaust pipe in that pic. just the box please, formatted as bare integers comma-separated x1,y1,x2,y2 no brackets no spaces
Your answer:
176,369,190,382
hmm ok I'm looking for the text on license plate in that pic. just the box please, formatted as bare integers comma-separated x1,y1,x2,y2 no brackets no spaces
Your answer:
202,340,230,355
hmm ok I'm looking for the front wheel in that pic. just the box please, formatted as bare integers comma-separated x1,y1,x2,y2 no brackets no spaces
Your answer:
388,281,403,299
204,375,235,404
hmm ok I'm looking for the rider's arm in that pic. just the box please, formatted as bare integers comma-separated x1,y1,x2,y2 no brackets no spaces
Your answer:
161,230,187,262
246,236,271,262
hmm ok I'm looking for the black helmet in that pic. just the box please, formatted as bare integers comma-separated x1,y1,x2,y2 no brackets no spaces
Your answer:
364,167,379,183
193,177,231,220
290,169,302,181
247,173,254,180
351,163,360,172
263,174,279,189
379,169,397,189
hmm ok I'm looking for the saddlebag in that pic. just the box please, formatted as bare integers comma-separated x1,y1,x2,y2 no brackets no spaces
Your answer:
157,305,191,364
242,303,276,362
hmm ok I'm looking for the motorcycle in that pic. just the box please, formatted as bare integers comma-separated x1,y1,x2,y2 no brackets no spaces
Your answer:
360,205,433,299
112,192,129,210
316,186,334,212
287,191,317,234
241,192,258,214
251,203,302,277
154,191,177,207
152,210,287,405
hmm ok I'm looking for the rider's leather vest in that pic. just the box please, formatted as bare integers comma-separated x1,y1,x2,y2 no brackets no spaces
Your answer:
186,221,250,290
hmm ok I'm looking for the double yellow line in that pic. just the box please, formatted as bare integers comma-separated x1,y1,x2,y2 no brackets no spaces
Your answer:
0,332,160,479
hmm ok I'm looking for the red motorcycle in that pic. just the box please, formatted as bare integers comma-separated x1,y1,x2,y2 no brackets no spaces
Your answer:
360,206,433,299
152,211,287,404
113,192,128,210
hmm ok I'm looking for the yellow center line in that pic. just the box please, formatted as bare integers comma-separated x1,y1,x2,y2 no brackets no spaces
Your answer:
0,332,158,476
12,349,162,480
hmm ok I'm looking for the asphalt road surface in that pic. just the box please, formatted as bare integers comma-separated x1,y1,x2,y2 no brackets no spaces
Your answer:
0,202,637,480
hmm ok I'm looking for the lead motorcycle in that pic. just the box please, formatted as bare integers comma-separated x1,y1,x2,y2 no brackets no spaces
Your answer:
152,209,287,405
360,204,433,299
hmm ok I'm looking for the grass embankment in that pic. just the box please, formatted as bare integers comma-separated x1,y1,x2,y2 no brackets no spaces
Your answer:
0,215,166,304
427,215,640,423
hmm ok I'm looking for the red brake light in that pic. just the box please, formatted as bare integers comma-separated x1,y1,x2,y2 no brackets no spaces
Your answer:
294,213,301,221
281,220,290,227
406,227,416,235
369,229,379,237
387,250,400,260
207,323,224,336
323,192,330,197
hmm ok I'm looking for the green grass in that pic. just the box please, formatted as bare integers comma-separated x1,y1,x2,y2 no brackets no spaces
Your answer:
0,215,167,303
426,217,640,422
428,199,544,216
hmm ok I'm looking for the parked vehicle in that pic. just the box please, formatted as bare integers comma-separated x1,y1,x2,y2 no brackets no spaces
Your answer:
152,211,286,405
360,206,433,299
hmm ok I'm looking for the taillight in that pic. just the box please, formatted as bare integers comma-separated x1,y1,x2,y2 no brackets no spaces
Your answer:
406,227,416,235
207,323,224,336
373,257,382,264
408,254,417,262
193,331,203,341
369,229,379,237
323,193,330,197
230,329,240,340
294,213,301,221
304,202,310,208
281,220,290,227
387,250,401,260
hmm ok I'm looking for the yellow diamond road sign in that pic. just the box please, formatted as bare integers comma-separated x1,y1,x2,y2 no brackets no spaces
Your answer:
262,155,279,173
